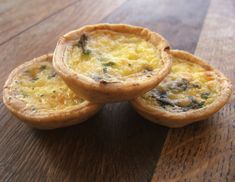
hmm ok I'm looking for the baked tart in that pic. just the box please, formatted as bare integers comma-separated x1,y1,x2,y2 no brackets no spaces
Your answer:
3,54,102,129
131,50,232,127
53,24,171,103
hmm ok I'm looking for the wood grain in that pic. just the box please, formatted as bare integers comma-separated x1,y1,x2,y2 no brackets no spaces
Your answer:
0,0,76,45
102,0,210,53
152,0,235,181
0,0,126,97
0,103,168,181
1,0,229,181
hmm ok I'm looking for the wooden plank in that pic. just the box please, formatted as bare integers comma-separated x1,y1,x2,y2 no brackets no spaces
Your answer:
0,0,126,97
0,0,210,181
102,0,210,53
0,103,168,181
152,0,235,181
0,0,76,45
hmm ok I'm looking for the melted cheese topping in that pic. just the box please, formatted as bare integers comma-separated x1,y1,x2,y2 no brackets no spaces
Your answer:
10,62,83,112
66,30,163,82
143,57,221,112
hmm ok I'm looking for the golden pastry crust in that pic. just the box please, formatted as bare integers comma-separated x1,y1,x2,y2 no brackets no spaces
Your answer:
53,24,172,103
3,54,102,129
131,50,232,128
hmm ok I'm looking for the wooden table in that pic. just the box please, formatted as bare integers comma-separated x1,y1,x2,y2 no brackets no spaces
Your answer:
0,0,234,181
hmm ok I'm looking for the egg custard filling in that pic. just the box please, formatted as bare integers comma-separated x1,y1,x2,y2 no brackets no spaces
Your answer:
10,61,84,112
66,30,164,82
142,57,221,112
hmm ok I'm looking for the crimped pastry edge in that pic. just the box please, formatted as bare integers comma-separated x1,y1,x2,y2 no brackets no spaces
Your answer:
3,54,103,129
130,50,233,128
53,23,172,103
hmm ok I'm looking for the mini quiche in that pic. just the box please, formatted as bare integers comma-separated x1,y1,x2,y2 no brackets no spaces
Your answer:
131,50,232,127
53,24,172,103
3,54,102,129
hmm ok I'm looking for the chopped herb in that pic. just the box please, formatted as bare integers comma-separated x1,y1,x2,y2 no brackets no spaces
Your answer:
40,65,47,71
102,62,116,67
156,89,167,98
32,77,39,82
83,49,91,55
144,67,153,72
98,78,119,84
77,34,91,55
150,88,205,112
31,107,36,112
100,80,108,84
150,89,175,107
78,34,88,48
177,78,189,91
103,67,108,74
169,78,189,91
188,96,205,109
201,92,210,99
48,72,57,79
156,97,175,107
191,83,201,89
